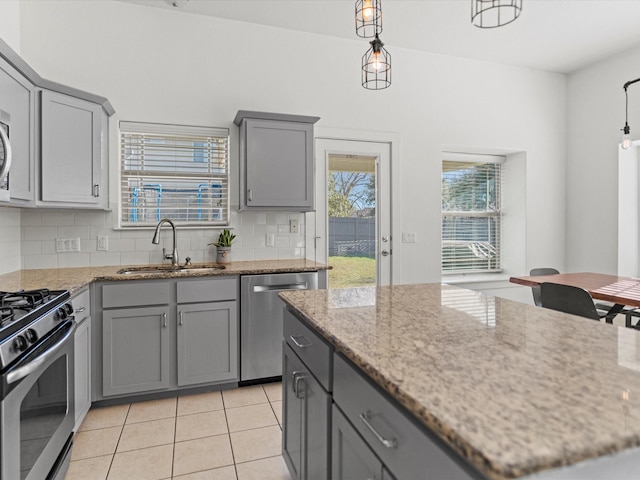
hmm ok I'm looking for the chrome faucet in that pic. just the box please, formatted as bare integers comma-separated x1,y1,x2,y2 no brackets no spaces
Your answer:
152,218,179,266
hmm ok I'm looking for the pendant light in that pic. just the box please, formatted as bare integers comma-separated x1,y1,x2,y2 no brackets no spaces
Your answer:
622,78,640,150
471,0,522,28
362,34,391,90
355,0,382,38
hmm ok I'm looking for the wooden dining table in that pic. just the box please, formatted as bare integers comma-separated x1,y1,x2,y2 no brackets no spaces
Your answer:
509,272,640,325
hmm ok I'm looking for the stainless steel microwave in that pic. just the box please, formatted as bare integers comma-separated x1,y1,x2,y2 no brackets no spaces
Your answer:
0,110,12,203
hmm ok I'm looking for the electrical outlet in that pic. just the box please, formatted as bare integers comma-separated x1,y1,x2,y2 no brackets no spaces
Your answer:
97,235,109,251
289,219,299,234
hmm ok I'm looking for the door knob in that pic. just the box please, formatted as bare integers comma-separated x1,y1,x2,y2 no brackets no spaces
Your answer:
381,250,390,256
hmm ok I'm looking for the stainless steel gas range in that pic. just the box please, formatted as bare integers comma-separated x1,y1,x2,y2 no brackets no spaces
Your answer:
0,289,76,480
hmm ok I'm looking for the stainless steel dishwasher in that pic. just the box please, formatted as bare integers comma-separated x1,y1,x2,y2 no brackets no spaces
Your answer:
240,272,318,381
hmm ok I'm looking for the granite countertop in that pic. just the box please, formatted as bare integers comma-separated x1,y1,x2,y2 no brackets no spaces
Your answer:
0,259,329,294
279,283,640,480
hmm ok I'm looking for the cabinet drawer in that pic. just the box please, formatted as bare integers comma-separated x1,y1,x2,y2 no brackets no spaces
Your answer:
177,277,237,303
283,309,331,391
333,354,475,480
103,281,170,308
72,287,91,322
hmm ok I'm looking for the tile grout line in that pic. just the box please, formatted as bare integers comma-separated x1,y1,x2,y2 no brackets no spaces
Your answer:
221,389,240,480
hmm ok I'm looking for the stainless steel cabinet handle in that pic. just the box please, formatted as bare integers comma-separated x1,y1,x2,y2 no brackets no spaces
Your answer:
75,306,86,313
359,411,398,449
248,188,252,202
290,334,312,349
179,311,184,326
292,371,307,399
93,184,100,197
162,312,167,328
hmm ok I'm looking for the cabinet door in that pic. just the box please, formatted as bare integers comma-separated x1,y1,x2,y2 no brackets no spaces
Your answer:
40,89,102,205
282,343,330,480
102,306,170,396
0,57,35,204
74,316,91,431
283,343,305,480
332,404,383,480
176,301,238,386
243,119,313,210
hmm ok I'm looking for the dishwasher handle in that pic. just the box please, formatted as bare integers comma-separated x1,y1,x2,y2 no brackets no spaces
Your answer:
253,283,308,293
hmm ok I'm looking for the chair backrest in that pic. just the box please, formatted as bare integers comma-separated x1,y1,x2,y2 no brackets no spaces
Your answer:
529,268,560,307
539,282,601,321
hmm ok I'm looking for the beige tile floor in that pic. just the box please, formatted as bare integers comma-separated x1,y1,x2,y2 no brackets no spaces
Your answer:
64,383,291,480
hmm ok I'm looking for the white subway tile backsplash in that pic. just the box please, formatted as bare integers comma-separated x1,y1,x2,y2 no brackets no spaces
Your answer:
15,209,307,270
23,254,59,269
42,212,76,226
59,253,91,268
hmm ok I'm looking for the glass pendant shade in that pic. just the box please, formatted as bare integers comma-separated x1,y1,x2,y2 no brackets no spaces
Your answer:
355,0,382,38
471,0,522,28
362,35,391,90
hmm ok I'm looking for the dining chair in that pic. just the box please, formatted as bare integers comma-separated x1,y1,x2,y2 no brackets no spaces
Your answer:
539,282,606,322
529,268,560,307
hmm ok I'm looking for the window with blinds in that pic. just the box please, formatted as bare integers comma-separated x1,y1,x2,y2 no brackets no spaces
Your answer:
442,153,504,274
120,122,229,227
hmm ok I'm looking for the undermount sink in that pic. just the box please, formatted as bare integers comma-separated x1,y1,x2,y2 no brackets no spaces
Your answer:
117,264,226,275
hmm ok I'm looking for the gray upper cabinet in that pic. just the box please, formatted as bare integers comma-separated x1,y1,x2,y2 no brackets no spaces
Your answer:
234,110,319,211
40,90,107,207
0,56,35,206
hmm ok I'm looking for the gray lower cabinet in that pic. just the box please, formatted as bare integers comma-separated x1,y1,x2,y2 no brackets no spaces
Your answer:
39,89,107,207
282,342,330,480
72,287,92,431
95,277,239,400
102,305,171,397
332,404,384,480
177,301,237,386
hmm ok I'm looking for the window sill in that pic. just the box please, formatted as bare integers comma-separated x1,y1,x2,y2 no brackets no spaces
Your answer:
442,273,511,285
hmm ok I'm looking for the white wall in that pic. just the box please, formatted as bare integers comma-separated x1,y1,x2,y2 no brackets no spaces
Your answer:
566,44,640,274
14,0,566,287
0,0,20,53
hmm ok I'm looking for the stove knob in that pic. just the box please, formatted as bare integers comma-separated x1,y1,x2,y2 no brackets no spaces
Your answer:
24,329,38,343
13,335,28,352
64,303,74,315
57,307,68,320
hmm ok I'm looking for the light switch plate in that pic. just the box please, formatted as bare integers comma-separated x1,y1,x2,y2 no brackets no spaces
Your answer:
289,219,299,234
402,232,417,243
266,233,275,247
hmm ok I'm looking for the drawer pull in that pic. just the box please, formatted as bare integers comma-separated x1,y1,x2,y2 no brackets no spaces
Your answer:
359,411,398,449
162,312,167,328
179,311,184,326
75,306,86,313
292,371,307,399
290,334,312,349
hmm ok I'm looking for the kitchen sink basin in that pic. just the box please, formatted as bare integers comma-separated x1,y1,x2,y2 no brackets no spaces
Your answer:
117,264,226,275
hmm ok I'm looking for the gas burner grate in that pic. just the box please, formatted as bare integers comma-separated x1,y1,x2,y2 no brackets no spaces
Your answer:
0,289,52,310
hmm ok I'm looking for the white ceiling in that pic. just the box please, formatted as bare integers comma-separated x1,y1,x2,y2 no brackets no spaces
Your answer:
119,0,640,74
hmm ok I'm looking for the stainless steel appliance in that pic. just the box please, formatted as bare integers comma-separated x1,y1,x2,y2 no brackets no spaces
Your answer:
0,112,13,203
0,289,75,480
240,272,318,382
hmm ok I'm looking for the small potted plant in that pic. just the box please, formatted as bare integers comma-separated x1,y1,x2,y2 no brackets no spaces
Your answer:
211,228,236,264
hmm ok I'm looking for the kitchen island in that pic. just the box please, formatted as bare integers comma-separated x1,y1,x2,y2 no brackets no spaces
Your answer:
279,283,640,480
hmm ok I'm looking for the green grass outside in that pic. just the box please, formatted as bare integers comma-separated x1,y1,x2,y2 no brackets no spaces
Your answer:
328,256,376,289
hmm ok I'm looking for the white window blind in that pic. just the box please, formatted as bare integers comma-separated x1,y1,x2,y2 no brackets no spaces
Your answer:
442,153,504,274
120,122,229,227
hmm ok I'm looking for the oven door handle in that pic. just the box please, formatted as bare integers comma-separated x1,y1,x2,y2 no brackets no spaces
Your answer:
6,321,76,385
